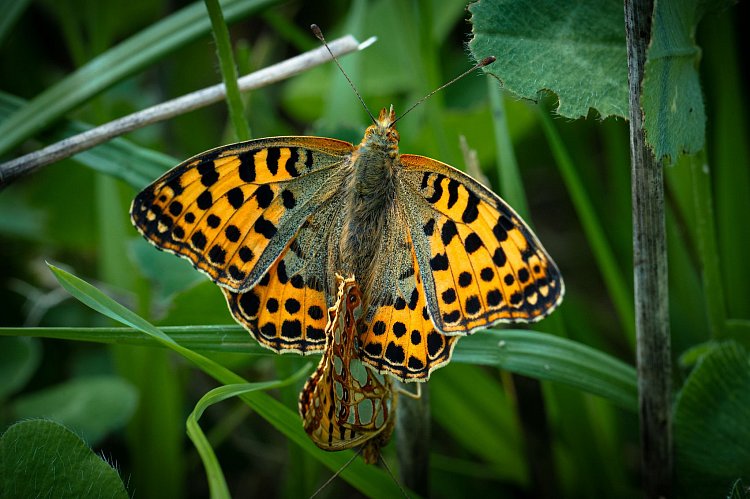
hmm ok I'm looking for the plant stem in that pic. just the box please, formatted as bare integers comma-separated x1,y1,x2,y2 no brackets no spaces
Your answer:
204,0,251,141
690,152,727,339
624,1,673,497
395,381,430,496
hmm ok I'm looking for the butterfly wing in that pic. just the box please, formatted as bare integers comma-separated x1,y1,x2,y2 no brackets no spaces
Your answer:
131,137,353,353
299,276,394,456
357,204,460,381
222,200,346,353
397,154,564,335
131,137,352,291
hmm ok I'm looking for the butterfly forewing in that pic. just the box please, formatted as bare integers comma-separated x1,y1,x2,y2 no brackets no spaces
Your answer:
131,137,353,292
131,137,355,354
398,154,564,335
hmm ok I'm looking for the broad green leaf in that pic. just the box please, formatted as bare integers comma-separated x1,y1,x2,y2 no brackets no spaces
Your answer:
0,337,40,399
0,419,128,498
0,0,275,156
641,0,732,162
11,376,137,446
674,341,750,497
469,0,627,119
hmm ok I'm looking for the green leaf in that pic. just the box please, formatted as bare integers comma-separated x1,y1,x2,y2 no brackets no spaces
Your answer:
11,376,137,446
1,321,637,411
0,336,40,399
674,341,750,497
0,0,274,156
0,419,128,498
468,0,627,119
641,0,730,162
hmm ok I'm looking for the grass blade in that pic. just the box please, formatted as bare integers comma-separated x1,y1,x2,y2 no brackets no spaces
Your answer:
452,329,637,411
204,0,251,141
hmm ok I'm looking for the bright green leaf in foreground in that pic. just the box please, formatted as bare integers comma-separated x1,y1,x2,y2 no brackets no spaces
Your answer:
0,420,129,498
468,0,627,119
674,342,750,497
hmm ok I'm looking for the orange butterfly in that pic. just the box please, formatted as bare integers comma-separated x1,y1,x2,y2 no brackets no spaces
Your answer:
131,66,563,382
299,275,394,463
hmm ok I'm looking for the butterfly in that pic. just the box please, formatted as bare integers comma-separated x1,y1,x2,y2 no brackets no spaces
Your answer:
298,275,395,463
131,94,564,382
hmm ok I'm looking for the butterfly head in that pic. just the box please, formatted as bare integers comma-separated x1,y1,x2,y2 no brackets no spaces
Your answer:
359,106,400,156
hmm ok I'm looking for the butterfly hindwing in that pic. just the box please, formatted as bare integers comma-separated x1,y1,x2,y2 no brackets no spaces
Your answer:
222,199,346,353
131,137,353,293
398,154,564,335
359,220,459,381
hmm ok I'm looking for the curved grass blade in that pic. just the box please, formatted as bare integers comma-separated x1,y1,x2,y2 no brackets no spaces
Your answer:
187,370,310,499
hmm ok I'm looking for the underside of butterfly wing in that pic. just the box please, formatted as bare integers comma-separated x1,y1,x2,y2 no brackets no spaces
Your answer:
299,276,395,462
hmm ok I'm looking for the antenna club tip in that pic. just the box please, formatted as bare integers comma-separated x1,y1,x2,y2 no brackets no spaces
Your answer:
479,56,496,67
311,24,323,39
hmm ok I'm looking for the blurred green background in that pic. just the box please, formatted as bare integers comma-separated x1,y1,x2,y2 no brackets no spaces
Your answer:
1,0,748,497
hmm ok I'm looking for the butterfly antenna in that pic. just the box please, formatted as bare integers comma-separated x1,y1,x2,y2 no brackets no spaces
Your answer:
392,56,496,127
379,454,411,499
308,447,363,499
311,24,377,125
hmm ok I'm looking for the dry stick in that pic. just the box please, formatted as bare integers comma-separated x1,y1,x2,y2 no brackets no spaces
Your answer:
624,1,673,497
0,34,375,186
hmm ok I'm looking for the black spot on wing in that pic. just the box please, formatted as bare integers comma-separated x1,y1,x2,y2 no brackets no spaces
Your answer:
239,152,256,182
266,148,281,175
